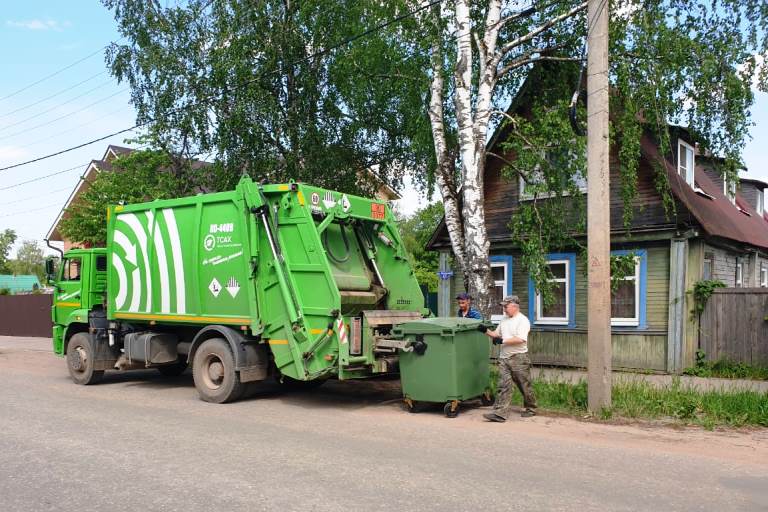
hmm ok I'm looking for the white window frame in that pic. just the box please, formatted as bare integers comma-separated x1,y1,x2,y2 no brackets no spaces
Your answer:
761,265,768,288
678,140,695,187
702,252,714,281
735,259,743,287
490,261,509,324
534,259,570,325
757,189,764,216
611,257,640,327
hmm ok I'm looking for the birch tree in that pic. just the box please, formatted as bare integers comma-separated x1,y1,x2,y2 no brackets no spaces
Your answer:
427,0,587,316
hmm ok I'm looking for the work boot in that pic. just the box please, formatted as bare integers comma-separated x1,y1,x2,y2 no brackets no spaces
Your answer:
521,409,536,418
483,412,506,422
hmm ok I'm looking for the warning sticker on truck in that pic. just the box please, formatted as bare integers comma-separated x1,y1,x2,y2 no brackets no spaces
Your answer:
371,203,386,219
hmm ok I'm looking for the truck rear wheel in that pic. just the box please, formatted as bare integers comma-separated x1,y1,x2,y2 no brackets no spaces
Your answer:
66,333,104,385
192,338,243,403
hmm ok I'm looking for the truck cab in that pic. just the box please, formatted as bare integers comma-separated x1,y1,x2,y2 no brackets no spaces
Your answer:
50,248,108,356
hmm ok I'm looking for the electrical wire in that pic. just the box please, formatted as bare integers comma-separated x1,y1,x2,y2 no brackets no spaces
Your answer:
0,70,108,119
0,163,90,191
0,88,129,143
0,45,112,102
22,104,135,150
0,0,444,174
1,185,73,206
0,204,62,219
0,80,117,133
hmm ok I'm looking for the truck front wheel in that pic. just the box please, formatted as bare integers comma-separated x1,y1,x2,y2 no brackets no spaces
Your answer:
66,333,104,385
192,338,243,403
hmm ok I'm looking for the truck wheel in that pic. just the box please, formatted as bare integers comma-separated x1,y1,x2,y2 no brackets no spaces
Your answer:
192,338,243,403
66,333,104,385
157,359,188,377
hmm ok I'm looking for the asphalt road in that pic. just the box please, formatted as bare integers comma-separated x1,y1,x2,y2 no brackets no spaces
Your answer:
1,336,767,512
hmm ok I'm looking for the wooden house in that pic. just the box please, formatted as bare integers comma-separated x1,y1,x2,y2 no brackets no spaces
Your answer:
426,70,768,373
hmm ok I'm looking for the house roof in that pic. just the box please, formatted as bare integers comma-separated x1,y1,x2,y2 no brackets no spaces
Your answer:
642,134,768,250
45,145,212,242
0,275,41,293
740,177,768,190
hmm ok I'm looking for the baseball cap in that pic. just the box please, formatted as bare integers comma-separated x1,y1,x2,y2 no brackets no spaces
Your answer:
455,292,472,300
499,295,520,305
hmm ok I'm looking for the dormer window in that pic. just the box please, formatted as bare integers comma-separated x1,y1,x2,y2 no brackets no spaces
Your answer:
677,140,695,187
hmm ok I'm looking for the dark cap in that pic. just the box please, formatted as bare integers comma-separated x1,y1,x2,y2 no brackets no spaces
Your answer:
455,292,472,300
499,295,520,306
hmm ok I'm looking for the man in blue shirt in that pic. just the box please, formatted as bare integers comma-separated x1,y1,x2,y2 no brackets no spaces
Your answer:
456,292,483,320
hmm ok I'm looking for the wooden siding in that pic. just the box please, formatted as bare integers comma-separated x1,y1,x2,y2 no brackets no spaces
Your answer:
738,182,759,212
529,329,667,371
699,288,768,366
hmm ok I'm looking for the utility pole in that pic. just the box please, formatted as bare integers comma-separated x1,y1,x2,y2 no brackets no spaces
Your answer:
586,0,611,411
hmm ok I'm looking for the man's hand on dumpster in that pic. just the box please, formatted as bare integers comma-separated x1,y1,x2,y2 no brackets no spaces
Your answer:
492,337,504,345
477,324,488,333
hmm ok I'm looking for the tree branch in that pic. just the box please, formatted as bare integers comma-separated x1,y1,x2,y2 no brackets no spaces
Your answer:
493,1,587,67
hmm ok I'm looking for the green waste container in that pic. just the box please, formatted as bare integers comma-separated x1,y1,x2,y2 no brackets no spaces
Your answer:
394,317,492,418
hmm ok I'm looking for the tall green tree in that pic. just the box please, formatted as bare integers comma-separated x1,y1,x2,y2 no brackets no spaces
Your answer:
397,202,444,292
10,240,45,281
103,0,434,194
0,229,17,274
59,150,191,246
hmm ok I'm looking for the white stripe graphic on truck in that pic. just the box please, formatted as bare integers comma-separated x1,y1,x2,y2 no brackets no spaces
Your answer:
162,208,186,314
148,210,171,313
118,213,152,312
112,256,128,310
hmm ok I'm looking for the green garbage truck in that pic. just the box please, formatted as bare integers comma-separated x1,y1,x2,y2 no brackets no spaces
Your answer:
48,176,429,403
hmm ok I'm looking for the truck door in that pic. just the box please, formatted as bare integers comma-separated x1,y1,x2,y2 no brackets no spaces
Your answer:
54,255,84,325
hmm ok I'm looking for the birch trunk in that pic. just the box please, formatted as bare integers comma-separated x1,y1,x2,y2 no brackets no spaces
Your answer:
427,0,587,319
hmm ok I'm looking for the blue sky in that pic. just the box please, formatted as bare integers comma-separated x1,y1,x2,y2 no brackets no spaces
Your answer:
0,2,766,257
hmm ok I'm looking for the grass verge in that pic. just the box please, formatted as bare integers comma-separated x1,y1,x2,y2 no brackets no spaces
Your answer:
682,359,768,380
527,378,768,429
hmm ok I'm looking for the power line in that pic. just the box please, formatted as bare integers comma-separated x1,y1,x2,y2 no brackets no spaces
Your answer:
0,186,74,206
0,0,443,174
22,104,135,150
0,80,117,134
0,45,111,102
0,88,129,143
0,204,62,219
0,163,90,191
0,70,108,119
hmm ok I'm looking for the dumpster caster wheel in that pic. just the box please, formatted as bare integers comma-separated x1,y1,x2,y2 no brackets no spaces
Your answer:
404,398,418,413
480,391,494,407
444,401,460,418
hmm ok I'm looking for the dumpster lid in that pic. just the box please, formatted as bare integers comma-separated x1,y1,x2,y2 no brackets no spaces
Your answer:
393,317,481,335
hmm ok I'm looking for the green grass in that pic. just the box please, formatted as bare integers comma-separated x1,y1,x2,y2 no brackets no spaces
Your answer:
682,359,768,381
494,372,768,429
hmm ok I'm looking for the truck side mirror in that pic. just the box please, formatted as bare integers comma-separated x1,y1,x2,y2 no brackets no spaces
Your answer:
45,258,55,282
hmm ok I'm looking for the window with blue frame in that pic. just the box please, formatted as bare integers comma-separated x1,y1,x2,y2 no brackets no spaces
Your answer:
611,250,647,328
529,253,576,327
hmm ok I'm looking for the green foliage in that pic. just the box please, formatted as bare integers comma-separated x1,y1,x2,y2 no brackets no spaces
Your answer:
8,240,46,282
683,358,768,381
690,279,727,318
0,288,10,296
396,202,443,292
525,377,768,428
103,0,434,195
0,229,18,274
610,253,637,292
58,150,191,246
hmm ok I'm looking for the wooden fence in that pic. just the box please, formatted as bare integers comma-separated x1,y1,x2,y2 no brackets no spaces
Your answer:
699,288,768,366
0,294,53,337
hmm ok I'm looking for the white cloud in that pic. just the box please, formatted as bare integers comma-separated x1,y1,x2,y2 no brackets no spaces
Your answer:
0,145,28,162
6,19,69,31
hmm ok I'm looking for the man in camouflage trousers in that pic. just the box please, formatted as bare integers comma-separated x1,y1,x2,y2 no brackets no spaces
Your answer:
479,295,537,421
